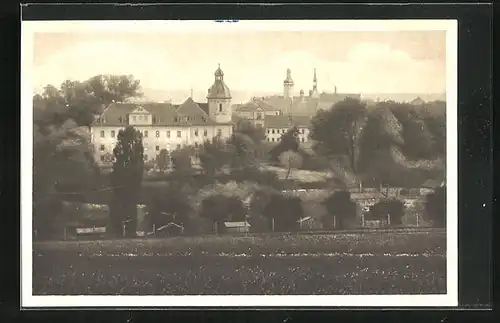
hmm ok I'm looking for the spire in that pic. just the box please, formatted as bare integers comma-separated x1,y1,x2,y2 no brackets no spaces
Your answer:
312,68,318,92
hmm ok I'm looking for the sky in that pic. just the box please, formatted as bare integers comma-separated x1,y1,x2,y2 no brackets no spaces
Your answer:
32,28,447,103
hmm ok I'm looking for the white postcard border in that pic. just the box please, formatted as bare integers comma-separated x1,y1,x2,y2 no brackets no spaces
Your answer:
21,19,458,308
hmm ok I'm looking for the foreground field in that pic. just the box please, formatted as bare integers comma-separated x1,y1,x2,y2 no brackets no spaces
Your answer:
33,230,446,295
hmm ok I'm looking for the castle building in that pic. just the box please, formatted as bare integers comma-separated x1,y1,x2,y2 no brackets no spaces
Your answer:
91,65,233,165
233,68,361,145
234,68,361,120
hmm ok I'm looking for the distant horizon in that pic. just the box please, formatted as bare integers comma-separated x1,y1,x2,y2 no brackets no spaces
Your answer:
33,28,446,96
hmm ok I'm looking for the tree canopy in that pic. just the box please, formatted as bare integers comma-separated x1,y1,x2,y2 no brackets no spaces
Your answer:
110,126,144,237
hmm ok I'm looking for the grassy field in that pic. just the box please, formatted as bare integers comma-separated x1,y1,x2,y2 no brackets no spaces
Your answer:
33,230,446,295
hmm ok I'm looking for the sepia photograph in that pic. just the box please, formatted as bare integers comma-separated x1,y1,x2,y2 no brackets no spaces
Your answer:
21,20,457,307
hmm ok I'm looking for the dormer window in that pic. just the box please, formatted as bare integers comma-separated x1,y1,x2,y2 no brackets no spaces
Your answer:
202,116,207,122
132,116,137,122
219,103,222,112
118,116,123,124
174,117,178,123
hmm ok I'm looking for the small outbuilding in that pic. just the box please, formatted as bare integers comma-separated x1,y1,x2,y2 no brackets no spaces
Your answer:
224,221,251,233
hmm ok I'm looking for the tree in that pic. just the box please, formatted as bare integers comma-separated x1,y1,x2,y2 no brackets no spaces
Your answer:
86,74,143,106
35,74,143,128
198,137,230,176
389,103,436,160
322,190,357,229
424,185,446,228
147,186,192,229
227,133,257,170
269,126,300,161
33,119,99,238
155,149,171,172
279,150,303,180
110,126,144,237
262,194,303,232
200,195,232,233
310,98,367,173
367,199,405,225
233,118,266,145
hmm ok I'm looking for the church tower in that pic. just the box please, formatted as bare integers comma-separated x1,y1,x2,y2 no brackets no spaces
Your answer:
310,68,319,98
283,68,294,99
207,64,232,124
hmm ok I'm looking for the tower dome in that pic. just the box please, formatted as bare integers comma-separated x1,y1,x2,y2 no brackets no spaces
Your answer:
207,64,231,99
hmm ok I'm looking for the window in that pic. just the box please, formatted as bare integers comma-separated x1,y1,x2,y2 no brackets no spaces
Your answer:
100,130,105,138
219,103,222,112
167,131,171,138
111,130,115,138
144,131,148,138
272,129,275,134
152,116,156,124
204,129,208,136
132,116,137,122
267,129,270,134
194,142,199,148
100,156,105,162
217,129,222,137
177,131,181,138
194,129,198,136
301,129,305,134
177,144,181,149
145,115,149,122
99,145,105,151
272,138,275,142
156,131,160,138
118,116,123,124
144,154,148,161
256,113,263,120
301,138,305,142
156,145,160,151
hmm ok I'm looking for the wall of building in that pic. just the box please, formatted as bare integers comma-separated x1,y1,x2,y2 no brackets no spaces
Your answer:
92,124,233,164
265,127,310,143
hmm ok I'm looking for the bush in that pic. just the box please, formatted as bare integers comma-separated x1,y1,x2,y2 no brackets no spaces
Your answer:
367,199,405,225
199,194,247,233
424,186,446,228
298,150,331,171
228,167,283,189
262,194,303,232
322,190,357,229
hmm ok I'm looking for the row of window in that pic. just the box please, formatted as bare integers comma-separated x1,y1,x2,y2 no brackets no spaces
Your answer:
267,128,307,135
266,137,306,143
99,129,223,138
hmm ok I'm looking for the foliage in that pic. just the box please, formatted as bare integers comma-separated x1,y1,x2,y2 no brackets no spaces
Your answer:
155,149,171,172
269,126,300,161
424,186,446,228
389,103,436,160
227,133,257,170
228,168,283,189
262,194,303,232
110,126,144,237
34,74,143,128
198,137,230,176
322,190,357,229
310,98,367,173
33,119,99,238
199,194,246,233
279,150,303,180
233,118,266,144
170,147,195,176
147,186,192,229
367,199,405,225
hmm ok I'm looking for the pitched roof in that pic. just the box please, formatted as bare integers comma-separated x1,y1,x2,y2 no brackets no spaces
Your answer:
264,115,311,129
235,99,281,112
224,221,251,228
92,101,221,127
